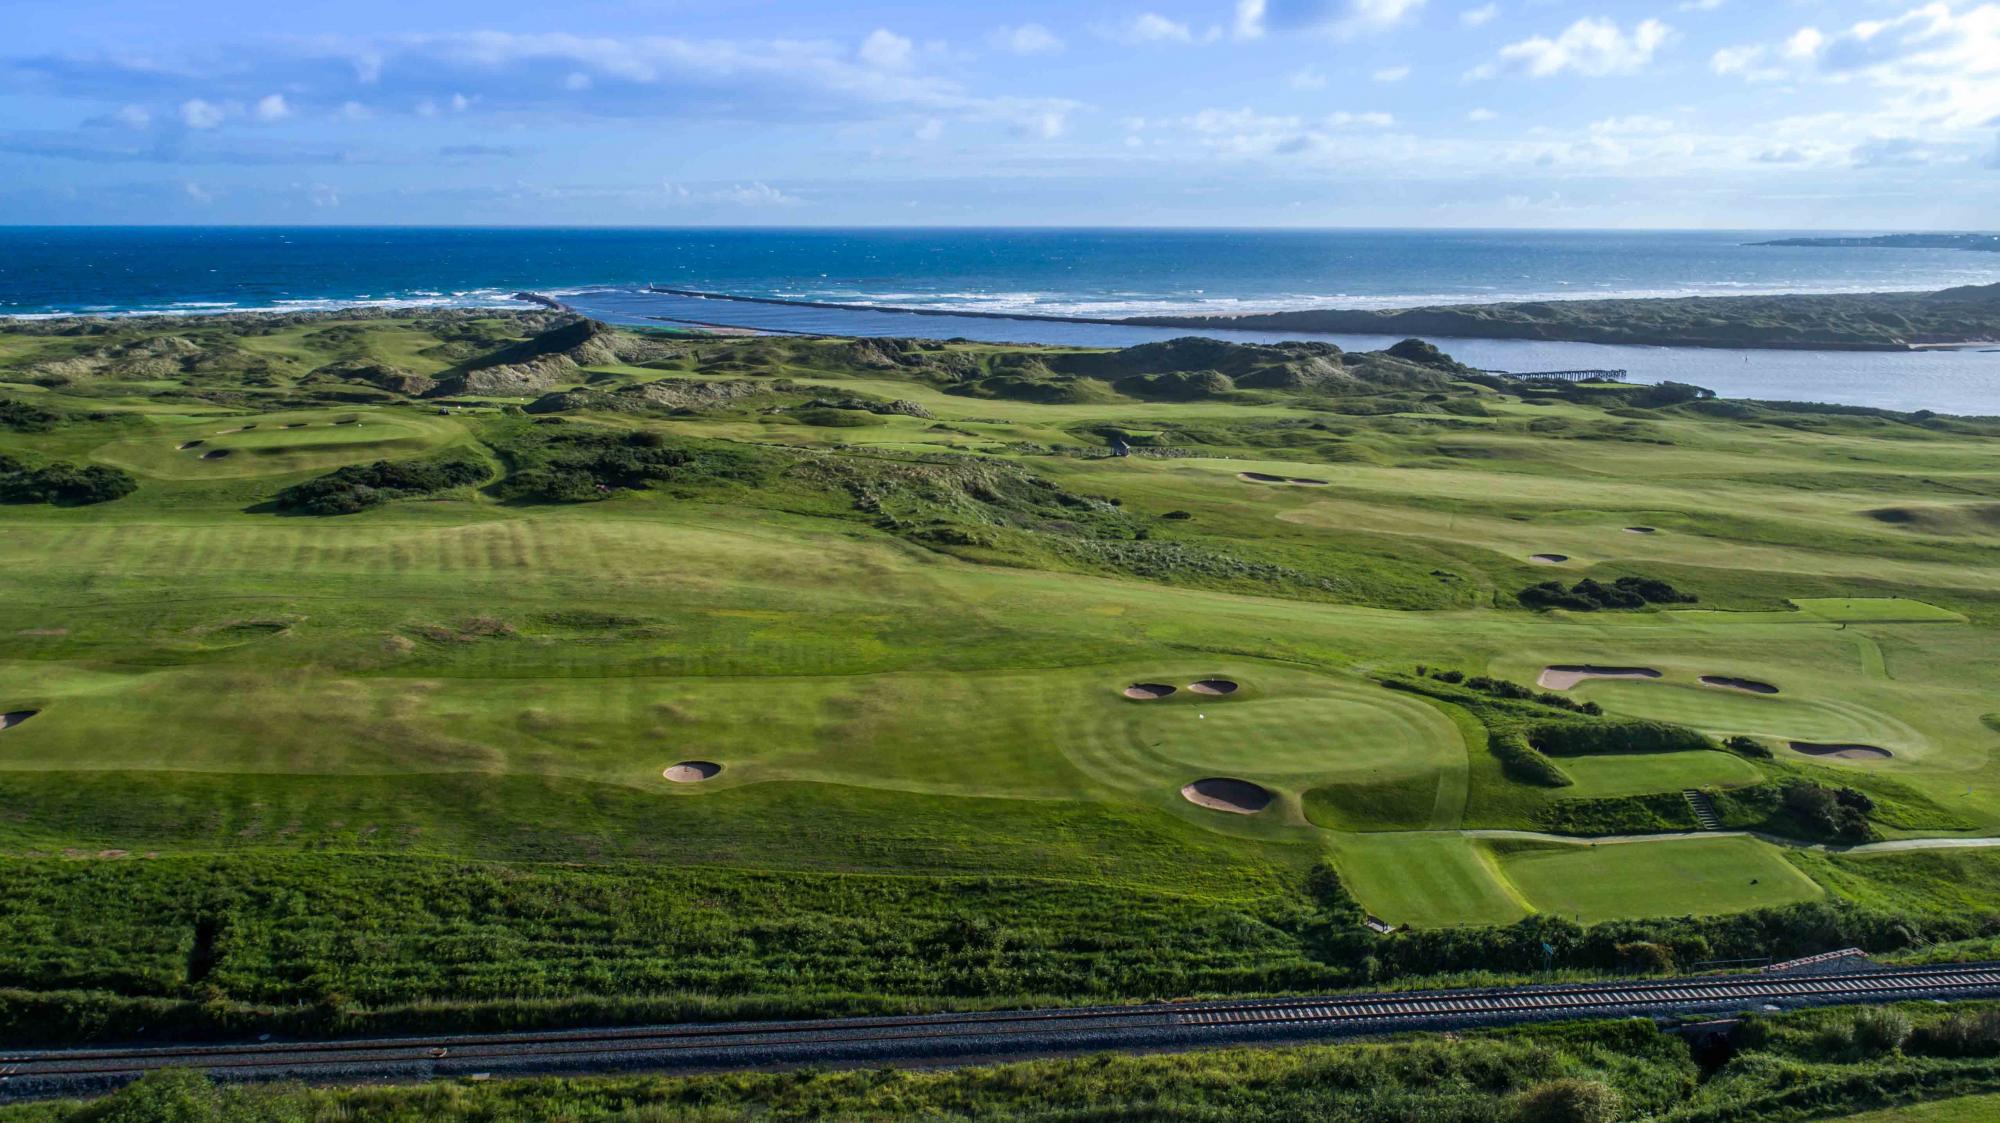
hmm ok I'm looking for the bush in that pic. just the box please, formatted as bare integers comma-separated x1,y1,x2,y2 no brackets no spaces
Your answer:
1511,1078,1622,1123
1911,1007,2000,1057
1724,734,1773,759
1463,675,1600,715
274,455,489,515
1519,575,1696,612
1529,719,1714,757
1783,780,1872,841
90,1069,224,1123
0,398,61,432
1492,732,1574,787
0,461,137,506
1851,1006,1912,1055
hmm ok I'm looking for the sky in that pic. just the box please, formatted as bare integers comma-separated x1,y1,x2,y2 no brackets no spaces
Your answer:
1,0,1996,228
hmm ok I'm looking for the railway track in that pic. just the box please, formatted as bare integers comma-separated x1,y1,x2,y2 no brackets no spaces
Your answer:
5,961,1998,1101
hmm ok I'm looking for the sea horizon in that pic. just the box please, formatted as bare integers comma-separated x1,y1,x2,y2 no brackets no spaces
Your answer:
4,225,1996,322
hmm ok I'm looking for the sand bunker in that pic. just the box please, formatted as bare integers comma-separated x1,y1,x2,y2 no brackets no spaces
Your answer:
1180,777,1272,815
1790,741,1894,762
1625,526,1657,534
662,761,722,782
1187,679,1239,696
1124,683,1177,700
1530,554,1571,564
1237,472,1330,486
178,440,205,450
201,450,232,460
1702,675,1780,695
1537,664,1662,690
0,710,38,731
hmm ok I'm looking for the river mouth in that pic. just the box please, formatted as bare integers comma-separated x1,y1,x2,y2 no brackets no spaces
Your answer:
561,288,2000,416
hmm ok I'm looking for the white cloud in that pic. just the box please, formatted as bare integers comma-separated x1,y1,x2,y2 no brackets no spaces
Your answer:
1712,4,2000,137
1784,27,1825,61
719,181,801,206
112,104,151,129
1589,114,1676,136
1373,65,1411,81
182,181,212,203
1677,0,1724,11
451,92,472,112
915,117,944,141
338,101,371,121
308,182,340,207
1235,0,1425,40
991,23,1064,54
1288,67,1328,89
563,71,593,91
1119,13,1200,43
1021,108,1070,139
253,94,291,122
1467,107,1498,122
859,28,914,69
1326,110,1395,127
178,98,225,129
1460,3,1498,28
1235,0,1267,39
1471,17,1675,79
1710,45,1780,80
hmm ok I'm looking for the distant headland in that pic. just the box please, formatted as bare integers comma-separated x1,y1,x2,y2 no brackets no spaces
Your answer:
1122,283,2000,351
1751,233,2000,253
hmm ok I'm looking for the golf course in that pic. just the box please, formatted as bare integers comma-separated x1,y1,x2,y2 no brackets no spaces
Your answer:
2,308,2000,1042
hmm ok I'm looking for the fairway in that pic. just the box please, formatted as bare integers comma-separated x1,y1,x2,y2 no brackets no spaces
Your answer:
1330,833,1530,927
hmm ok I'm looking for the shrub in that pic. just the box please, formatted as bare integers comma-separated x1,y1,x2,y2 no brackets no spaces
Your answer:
1724,734,1773,759
0,398,61,432
1851,1006,1912,1055
1519,575,1696,612
1911,1007,2000,1056
1511,1078,1622,1123
1614,940,1675,974
0,461,137,506
91,1069,224,1123
274,455,489,515
1529,719,1714,757
1492,732,1574,788
1782,780,1871,841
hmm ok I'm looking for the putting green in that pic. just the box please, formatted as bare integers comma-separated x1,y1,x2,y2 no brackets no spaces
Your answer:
1494,836,1823,922
1560,751,1763,798
1791,597,1967,624
1564,680,1927,757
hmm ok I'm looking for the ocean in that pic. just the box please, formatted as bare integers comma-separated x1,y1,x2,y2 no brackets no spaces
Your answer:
3,226,1998,412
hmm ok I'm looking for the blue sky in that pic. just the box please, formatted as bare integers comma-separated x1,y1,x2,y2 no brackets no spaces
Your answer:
2,0,1996,227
